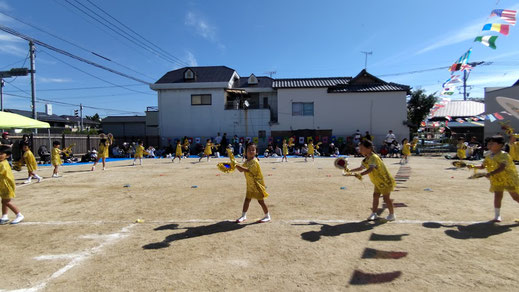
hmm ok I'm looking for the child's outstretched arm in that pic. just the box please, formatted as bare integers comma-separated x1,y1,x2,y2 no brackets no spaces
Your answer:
486,163,506,178
236,164,248,173
360,165,375,176
349,165,365,172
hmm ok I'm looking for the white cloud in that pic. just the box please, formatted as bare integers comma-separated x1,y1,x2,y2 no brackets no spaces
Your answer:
0,33,22,42
185,50,198,66
184,11,224,49
0,43,26,57
39,77,72,83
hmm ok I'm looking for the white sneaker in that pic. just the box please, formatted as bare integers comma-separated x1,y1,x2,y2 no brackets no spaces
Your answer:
102,167,106,170
493,216,502,222
91,166,95,171
23,180,31,184
259,215,271,223
367,213,378,221
52,174,58,178
11,214,24,224
37,177,42,183
386,214,396,221
236,216,246,223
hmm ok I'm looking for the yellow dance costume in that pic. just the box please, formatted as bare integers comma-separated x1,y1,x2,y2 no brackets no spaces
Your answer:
457,142,467,159
402,143,411,156
22,150,38,173
308,143,315,155
176,144,183,157
0,160,15,199
135,145,145,158
243,158,269,200
283,143,288,156
51,147,62,166
509,141,519,161
361,154,396,194
204,143,213,156
484,151,519,193
98,141,109,158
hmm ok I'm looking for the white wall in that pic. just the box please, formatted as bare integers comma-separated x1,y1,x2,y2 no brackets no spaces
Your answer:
158,88,271,146
272,88,409,145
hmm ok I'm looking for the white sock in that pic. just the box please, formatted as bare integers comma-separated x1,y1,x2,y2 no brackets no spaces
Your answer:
495,208,501,218
34,174,42,179
264,212,270,219
241,212,247,218
27,177,32,182
1,214,7,220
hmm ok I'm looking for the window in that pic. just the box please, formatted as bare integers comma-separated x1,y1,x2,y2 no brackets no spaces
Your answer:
292,102,313,116
191,94,212,105
184,69,194,80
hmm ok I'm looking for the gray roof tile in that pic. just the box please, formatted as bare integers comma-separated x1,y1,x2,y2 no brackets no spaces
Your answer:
272,77,351,88
155,66,236,84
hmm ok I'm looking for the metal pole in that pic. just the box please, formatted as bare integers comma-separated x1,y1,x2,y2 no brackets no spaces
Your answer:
463,70,467,101
80,103,83,132
29,41,37,119
0,78,4,111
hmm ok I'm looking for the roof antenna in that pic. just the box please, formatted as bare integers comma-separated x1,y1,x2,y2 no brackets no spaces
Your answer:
361,51,373,70
264,71,277,78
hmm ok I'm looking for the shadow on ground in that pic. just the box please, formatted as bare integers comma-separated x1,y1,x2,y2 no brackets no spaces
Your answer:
296,220,386,242
143,221,251,250
423,221,519,239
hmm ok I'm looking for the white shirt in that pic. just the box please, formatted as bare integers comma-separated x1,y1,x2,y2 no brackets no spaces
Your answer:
385,133,396,143
215,135,222,144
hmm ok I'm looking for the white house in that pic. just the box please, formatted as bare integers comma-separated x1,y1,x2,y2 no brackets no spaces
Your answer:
150,66,410,148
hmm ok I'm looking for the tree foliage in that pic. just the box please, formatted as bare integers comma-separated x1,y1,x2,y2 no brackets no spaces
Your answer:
86,113,101,123
407,89,438,133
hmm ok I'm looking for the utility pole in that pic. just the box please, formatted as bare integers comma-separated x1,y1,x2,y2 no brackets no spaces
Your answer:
0,78,4,111
29,41,37,120
80,103,83,132
361,51,373,70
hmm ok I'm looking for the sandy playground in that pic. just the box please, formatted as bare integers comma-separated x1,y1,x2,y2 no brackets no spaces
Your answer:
1,155,519,291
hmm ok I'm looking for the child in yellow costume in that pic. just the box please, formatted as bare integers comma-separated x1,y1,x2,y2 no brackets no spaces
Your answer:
235,143,270,223
21,144,42,184
282,139,288,162
0,146,24,225
172,140,182,163
199,139,214,162
92,134,111,171
133,140,145,166
474,135,519,222
350,140,396,221
457,137,467,160
400,138,411,165
508,135,519,161
51,141,63,178
306,140,315,162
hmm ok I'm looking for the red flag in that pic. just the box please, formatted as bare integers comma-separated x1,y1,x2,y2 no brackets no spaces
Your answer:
493,113,504,120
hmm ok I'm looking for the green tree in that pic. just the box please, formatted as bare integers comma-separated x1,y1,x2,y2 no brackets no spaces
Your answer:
86,113,101,123
407,89,438,134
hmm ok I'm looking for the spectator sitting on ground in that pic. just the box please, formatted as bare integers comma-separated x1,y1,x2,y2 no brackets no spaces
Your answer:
301,144,308,156
147,146,156,158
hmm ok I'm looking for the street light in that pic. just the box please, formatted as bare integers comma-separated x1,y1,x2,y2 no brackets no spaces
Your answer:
0,67,29,111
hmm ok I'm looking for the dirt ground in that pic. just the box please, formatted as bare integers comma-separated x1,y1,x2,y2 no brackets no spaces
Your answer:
1,155,519,291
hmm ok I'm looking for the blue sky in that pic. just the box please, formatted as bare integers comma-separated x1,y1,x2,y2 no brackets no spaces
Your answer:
1,0,518,117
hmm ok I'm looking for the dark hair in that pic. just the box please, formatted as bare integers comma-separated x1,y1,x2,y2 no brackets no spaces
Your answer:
360,139,374,149
21,142,30,148
457,137,465,141
401,138,408,143
0,145,12,155
488,135,505,145
100,138,107,144
53,141,61,146
138,140,143,145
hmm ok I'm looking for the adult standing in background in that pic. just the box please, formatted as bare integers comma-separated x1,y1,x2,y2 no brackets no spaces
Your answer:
233,135,240,155
384,130,396,148
364,131,373,142
0,132,13,166
221,133,228,156
353,129,362,145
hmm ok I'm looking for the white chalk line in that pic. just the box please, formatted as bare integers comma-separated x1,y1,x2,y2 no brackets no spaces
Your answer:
0,224,135,292
15,219,489,226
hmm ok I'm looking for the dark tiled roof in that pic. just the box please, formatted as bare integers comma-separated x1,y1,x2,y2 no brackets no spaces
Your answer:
155,66,236,84
101,116,145,123
328,83,410,93
60,115,100,125
6,109,68,123
272,77,351,88
514,79,519,87
237,76,273,88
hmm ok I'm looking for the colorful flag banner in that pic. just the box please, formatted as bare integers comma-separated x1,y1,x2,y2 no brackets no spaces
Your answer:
449,49,472,71
482,23,510,35
445,115,452,121
474,36,498,49
493,112,504,120
487,114,496,122
500,111,512,116
456,118,465,123
299,137,305,144
490,9,517,26
443,75,462,88
420,121,426,127
471,121,484,126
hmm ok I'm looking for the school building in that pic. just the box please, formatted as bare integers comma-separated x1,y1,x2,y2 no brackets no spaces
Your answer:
150,66,410,148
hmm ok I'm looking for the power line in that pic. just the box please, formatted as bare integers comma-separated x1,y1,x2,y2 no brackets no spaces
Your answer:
0,24,152,85
84,0,189,67
3,83,146,92
61,0,188,67
39,50,154,95
0,11,157,81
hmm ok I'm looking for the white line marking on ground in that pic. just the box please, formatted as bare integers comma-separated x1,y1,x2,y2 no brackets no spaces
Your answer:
16,219,487,226
0,224,135,292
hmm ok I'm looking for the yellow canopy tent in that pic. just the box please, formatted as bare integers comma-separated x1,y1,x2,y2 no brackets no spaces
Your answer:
0,111,50,128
